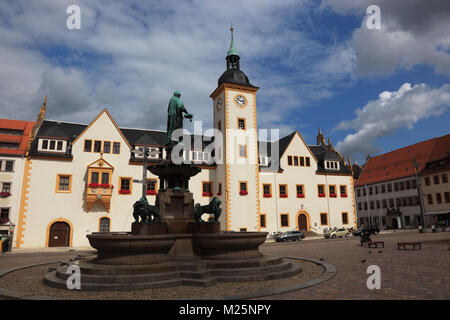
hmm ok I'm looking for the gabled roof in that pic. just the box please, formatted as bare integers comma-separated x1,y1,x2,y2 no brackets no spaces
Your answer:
355,135,442,187
0,118,34,156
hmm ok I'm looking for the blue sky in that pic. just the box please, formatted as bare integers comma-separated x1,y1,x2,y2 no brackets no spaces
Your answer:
0,0,449,164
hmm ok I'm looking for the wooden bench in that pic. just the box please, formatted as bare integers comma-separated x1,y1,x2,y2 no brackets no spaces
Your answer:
397,242,421,250
367,241,384,248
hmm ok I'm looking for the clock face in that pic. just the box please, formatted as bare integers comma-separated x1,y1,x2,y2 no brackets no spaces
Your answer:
216,97,222,111
234,95,246,107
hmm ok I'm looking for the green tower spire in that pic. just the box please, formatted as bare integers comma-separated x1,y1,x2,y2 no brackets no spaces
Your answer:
227,25,239,57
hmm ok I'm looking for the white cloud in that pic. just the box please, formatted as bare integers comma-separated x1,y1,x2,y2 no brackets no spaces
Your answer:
335,83,450,158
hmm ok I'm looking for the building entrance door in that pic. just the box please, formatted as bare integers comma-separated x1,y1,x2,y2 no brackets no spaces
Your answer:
298,214,308,231
48,222,70,247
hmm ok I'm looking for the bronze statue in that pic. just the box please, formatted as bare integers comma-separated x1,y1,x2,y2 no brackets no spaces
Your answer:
166,90,193,145
133,197,161,223
194,197,222,222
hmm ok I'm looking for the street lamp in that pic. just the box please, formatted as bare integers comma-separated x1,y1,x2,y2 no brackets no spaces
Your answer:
131,147,160,198
412,158,427,229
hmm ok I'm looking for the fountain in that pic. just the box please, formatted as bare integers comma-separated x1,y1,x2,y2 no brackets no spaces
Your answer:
44,91,301,290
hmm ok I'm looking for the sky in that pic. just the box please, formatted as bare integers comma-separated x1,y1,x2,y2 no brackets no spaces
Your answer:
0,0,449,164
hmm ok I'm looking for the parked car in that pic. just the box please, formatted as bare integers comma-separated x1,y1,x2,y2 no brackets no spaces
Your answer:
275,231,305,242
352,226,380,236
324,227,350,239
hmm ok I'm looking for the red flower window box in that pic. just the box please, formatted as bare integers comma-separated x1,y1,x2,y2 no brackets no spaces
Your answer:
0,192,11,198
100,183,111,188
88,183,100,188
297,194,305,198
146,190,157,195
217,192,222,196
239,190,248,195
318,193,325,197
263,193,272,198
330,193,337,198
280,194,288,198
119,189,131,194
341,194,348,198
202,192,213,197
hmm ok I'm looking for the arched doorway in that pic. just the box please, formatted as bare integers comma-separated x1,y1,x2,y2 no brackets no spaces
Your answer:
48,222,71,247
296,211,310,231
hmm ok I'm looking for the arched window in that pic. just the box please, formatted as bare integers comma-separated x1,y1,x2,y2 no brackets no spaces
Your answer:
99,217,110,232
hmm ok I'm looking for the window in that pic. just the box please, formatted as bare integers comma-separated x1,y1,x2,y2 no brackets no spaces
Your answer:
103,141,111,153
1,182,11,193
49,140,56,150
202,181,213,196
425,177,431,186
329,185,336,197
381,185,386,193
217,121,221,131
342,212,348,225
239,145,247,158
239,228,247,232
433,175,440,185
444,192,450,203
340,185,347,197
288,156,293,166
113,142,120,154
376,200,380,209
56,141,63,151
293,156,299,166
56,175,71,192
84,140,92,152
318,185,325,197
442,174,448,184
237,118,246,130
119,178,131,194
427,194,433,205
280,214,289,227
91,172,99,184
279,184,287,197
370,201,375,209
363,188,366,196
42,139,48,149
364,202,368,210
263,184,272,197
411,179,417,188
358,202,362,210
217,183,222,196
382,199,387,208
394,182,398,191
389,198,395,208
296,184,304,197
405,181,410,190
99,217,110,232
101,172,110,185
239,181,248,195
147,179,157,191
375,186,378,194
300,157,305,166
387,184,392,192
94,140,102,153
320,213,328,225
260,214,267,228
305,157,310,167
399,181,404,191
436,193,442,204
357,189,361,197
0,208,9,224
369,187,373,195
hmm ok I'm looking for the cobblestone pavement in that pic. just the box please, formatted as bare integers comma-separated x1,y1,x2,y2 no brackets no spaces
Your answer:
259,231,450,299
0,231,448,300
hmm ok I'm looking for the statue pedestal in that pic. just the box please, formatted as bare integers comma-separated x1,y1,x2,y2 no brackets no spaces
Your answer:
131,222,168,235
188,221,220,234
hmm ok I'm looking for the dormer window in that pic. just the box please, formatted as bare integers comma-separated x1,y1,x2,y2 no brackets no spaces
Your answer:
39,138,66,153
325,160,340,170
259,156,268,166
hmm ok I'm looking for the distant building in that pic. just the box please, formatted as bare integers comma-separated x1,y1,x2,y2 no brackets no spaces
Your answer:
0,117,34,242
355,134,450,229
420,134,450,227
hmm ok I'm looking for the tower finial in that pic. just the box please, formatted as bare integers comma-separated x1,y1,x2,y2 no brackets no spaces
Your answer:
227,25,238,57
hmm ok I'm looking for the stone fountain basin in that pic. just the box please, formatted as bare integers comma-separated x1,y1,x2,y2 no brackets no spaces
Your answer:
194,232,268,260
86,231,268,265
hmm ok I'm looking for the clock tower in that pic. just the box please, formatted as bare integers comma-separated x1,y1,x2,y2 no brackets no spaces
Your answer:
210,26,261,231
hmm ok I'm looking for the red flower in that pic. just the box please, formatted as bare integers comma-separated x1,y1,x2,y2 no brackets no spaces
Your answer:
341,194,347,198
263,193,272,198
202,192,213,197
217,192,222,196
0,192,11,198
280,194,288,198
239,190,248,195
100,183,111,188
146,190,157,195
318,193,325,197
330,193,337,198
89,183,100,188
297,194,305,198
119,189,131,194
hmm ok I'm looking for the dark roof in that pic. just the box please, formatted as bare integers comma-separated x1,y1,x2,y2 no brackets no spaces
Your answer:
218,69,255,87
121,128,166,147
309,143,352,175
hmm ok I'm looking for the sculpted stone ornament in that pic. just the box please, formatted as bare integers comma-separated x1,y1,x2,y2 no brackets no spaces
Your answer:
166,90,193,146
194,197,222,222
132,197,162,223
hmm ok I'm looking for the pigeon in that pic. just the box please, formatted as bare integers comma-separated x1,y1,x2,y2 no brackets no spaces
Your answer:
360,259,366,263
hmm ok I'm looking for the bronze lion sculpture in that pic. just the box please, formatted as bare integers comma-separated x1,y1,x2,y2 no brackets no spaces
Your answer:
194,197,222,222
133,197,161,223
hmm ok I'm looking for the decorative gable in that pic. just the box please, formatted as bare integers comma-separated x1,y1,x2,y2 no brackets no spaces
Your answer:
85,155,114,212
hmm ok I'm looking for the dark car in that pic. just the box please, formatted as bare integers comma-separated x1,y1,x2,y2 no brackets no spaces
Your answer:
275,231,305,242
352,226,380,236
